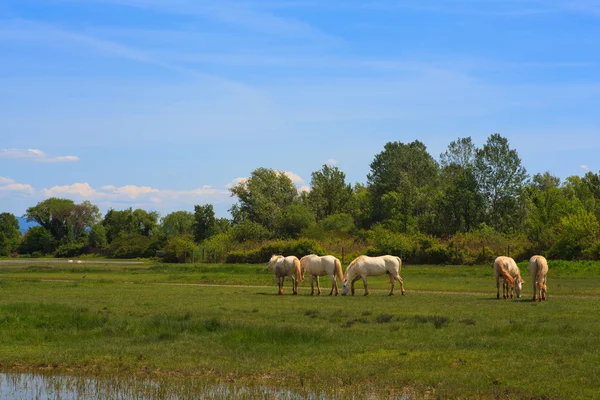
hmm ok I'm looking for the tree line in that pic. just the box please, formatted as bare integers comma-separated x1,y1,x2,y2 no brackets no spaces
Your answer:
1,133,599,263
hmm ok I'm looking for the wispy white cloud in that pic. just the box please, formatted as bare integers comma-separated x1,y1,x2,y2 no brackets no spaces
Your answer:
581,164,591,171
326,158,338,166
226,177,250,189
40,182,230,204
282,171,305,185
0,176,35,194
0,148,79,163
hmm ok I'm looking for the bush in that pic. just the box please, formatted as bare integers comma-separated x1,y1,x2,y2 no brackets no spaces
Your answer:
162,235,196,263
55,242,87,258
225,239,325,264
109,234,160,258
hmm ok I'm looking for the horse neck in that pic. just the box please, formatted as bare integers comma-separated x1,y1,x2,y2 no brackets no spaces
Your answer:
344,264,357,281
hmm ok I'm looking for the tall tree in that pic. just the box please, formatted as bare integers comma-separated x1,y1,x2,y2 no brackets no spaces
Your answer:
0,212,21,256
474,133,528,231
307,164,353,220
70,201,101,239
440,137,476,168
193,204,216,243
25,198,75,243
229,168,298,231
367,140,439,232
161,211,195,238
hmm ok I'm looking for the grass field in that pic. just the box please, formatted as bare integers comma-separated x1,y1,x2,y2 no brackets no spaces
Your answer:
1,260,600,399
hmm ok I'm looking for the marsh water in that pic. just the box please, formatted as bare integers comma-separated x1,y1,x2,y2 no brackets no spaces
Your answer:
0,373,340,399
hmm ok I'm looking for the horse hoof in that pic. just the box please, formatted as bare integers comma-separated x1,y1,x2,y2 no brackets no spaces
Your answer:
388,293,394,296
364,293,369,296
401,291,405,296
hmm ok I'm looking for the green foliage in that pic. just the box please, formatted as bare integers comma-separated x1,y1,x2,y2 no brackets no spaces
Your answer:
161,211,195,238
226,239,324,264
368,140,439,232
193,204,216,243
275,203,315,239
55,240,87,258
19,226,54,255
551,208,599,260
162,235,196,263
231,220,273,242
229,168,298,231
103,208,158,243
306,164,353,220
320,213,355,234
88,223,108,249
0,212,21,256
474,133,528,232
108,234,160,258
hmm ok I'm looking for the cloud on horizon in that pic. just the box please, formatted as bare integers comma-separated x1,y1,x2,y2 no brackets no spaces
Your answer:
0,148,79,163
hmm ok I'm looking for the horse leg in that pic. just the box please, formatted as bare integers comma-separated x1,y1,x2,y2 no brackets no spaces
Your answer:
389,276,395,296
310,275,315,296
362,276,369,296
280,276,285,295
351,276,360,296
316,276,322,296
395,274,405,296
278,276,283,295
532,281,537,302
542,277,547,300
496,277,500,299
292,276,297,295
329,275,335,296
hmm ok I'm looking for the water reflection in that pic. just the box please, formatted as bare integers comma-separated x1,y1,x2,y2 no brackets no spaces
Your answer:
0,373,333,399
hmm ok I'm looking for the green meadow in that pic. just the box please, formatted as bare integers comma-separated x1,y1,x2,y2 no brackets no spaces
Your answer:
1,260,600,399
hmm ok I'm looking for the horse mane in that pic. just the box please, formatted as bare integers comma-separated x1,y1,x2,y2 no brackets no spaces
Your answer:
496,258,515,287
344,256,365,279
270,254,284,263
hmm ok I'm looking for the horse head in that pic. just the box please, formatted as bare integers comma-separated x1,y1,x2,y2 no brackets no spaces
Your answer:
515,275,524,298
341,279,350,296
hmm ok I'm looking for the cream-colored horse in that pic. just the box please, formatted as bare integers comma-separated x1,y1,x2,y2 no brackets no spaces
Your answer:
267,255,303,295
341,255,405,296
494,256,524,299
528,255,548,302
300,254,343,296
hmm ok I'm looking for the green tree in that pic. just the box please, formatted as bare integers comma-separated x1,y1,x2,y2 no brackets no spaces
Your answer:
230,168,298,231
276,203,315,238
193,204,216,243
70,201,101,239
88,223,108,249
552,207,599,259
307,165,353,220
161,211,195,238
20,226,53,255
437,163,484,235
162,234,196,263
440,137,476,168
103,208,159,243
368,140,439,232
474,133,528,232
0,212,21,256
133,209,159,236
25,198,75,244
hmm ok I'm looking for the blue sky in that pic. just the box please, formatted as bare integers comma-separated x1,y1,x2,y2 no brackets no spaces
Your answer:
1,0,599,219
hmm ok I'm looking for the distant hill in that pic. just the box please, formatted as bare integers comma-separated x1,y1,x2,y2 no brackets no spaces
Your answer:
17,217,38,234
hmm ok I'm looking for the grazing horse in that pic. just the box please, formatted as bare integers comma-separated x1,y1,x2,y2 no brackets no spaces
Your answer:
299,254,343,296
528,255,548,302
267,255,303,295
494,256,524,299
341,255,405,296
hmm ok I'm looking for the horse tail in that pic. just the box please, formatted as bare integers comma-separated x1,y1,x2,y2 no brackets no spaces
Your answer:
497,259,515,287
294,258,303,282
535,257,546,290
395,256,402,272
335,258,343,282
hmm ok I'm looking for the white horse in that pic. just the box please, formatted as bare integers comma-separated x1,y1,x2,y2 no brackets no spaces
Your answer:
300,254,343,296
341,255,405,296
267,255,303,295
494,256,524,299
528,255,548,302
